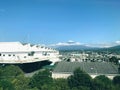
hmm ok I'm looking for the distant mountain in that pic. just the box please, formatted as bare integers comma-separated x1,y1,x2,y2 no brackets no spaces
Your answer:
108,45,120,50
52,45,99,51
49,41,120,51
49,40,101,51
97,45,120,53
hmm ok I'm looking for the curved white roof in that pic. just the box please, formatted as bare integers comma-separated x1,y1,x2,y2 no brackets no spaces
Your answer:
0,42,56,52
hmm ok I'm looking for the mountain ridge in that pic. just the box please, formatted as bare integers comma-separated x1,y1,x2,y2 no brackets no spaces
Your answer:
50,44,120,51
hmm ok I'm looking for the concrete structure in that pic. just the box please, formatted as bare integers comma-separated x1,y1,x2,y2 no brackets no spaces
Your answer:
52,72,118,79
0,42,60,64
52,61,119,79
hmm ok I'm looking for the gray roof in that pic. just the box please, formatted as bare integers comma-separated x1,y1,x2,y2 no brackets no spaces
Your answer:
53,61,118,74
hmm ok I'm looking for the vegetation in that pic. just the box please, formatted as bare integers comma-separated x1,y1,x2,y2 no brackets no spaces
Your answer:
68,68,92,89
0,65,120,90
29,69,53,90
92,75,113,90
109,56,119,64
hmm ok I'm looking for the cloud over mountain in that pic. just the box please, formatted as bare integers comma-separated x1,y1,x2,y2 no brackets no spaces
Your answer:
115,40,120,44
49,40,120,50
49,40,94,50
50,40,82,46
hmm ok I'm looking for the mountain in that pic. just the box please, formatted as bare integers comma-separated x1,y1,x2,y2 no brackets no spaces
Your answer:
96,45,120,54
49,41,120,51
108,45,120,50
49,41,100,51
52,45,99,51
54,45,120,51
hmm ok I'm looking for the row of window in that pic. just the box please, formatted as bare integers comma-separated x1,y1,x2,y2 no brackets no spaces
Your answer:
0,54,27,59
0,52,53,57
0,53,15,57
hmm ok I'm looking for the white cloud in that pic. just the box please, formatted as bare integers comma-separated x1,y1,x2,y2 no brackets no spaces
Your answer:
49,40,120,48
67,40,75,43
115,41,120,44
56,42,68,46
75,42,81,45
49,40,82,46
84,43,112,48
90,41,120,48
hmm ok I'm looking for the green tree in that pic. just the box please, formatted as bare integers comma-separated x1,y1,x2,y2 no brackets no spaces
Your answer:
53,78,70,90
109,56,118,64
113,76,120,85
1,65,24,81
29,69,53,90
92,75,113,90
67,68,92,89
12,75,30,90
41,84,58,90
70,86,90,90
0,79,15,90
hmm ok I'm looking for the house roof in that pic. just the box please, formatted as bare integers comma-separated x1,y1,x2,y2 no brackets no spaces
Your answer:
53,61,118,74
0,42,56,52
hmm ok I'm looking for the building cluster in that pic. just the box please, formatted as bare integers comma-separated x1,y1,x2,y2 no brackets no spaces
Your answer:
61,51,120,62
52,51,120,79
0,42,120,80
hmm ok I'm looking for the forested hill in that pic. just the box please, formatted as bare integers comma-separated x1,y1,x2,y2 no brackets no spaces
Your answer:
109,45,120,50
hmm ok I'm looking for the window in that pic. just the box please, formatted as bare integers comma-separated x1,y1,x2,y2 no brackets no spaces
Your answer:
8,54,11,56
3,54,5,56
28,51,35,56
0,53,1,56
42,52,47,56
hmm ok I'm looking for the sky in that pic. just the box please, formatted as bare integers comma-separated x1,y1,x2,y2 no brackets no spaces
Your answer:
0,0,120,47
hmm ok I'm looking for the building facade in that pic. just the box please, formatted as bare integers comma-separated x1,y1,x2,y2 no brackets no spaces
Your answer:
0,42,60,64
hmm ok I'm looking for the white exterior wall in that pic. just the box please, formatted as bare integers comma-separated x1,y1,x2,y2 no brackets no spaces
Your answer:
52,73,72,79
0,42,60,64
52,72,118,80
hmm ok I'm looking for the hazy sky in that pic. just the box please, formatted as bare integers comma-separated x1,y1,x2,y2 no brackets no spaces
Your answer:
0,0,120,45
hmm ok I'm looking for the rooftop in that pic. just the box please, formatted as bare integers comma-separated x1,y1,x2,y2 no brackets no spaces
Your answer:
53,61,118,74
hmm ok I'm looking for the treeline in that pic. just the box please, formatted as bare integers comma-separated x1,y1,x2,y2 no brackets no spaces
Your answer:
0,65,120,90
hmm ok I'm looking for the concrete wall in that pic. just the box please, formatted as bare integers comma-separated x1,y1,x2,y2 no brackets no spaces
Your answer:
52,72,119,79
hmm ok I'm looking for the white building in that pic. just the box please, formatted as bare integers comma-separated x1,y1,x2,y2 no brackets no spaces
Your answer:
0,42,60,64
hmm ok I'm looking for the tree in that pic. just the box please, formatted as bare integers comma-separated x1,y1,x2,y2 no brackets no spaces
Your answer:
53,78,70,90
0,79,15,90
67,68,92,89
3,65,24,76
12,75,30,90
92,75,113,90
29,69,53,89
1,65,24,81
109,56,118,64
113,76,120,85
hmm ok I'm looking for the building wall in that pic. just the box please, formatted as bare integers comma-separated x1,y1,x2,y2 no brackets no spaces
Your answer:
52,72,118,79
0,42,60,64
52,73,72,79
